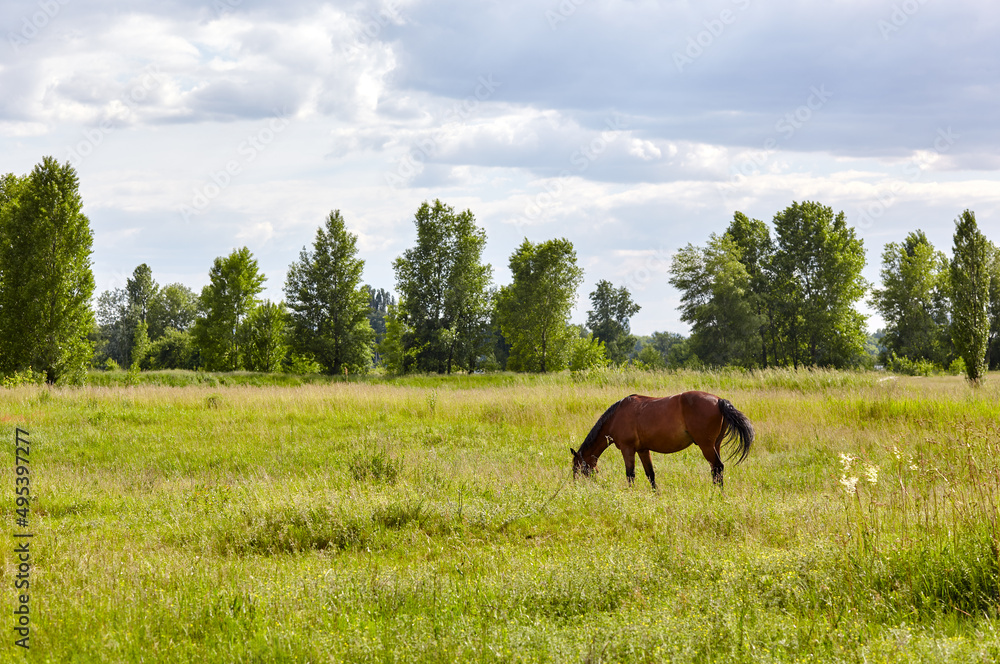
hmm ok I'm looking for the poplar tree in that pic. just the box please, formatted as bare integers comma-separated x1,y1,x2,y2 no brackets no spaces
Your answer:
950,210,990,384
192,247,266,371
0,157,95,383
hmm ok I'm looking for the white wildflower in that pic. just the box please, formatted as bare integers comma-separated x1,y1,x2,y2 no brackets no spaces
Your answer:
839,475,859,495
839,453,857,472
864,464,879,485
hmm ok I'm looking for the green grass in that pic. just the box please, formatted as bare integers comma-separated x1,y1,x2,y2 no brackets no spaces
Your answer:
2,369,1000,661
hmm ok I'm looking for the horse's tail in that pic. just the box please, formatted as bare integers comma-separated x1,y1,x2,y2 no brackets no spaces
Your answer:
718,398,754,465
579,396,630,454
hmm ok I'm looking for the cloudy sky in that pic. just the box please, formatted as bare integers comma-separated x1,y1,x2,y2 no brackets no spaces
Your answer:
2,0,998,335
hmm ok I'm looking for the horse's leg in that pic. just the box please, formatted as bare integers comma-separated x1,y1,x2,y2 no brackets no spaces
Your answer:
698,442,725,488
621,446,637,486
638,450,656,490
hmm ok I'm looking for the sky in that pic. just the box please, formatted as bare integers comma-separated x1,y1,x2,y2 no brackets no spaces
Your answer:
1,0,998,335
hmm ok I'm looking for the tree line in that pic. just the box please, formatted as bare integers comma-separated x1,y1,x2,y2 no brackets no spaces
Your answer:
2,158,994,384
0,159,643,383
669,201,995,384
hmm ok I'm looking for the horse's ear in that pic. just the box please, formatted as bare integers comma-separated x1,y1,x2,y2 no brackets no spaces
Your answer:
570,447,578,456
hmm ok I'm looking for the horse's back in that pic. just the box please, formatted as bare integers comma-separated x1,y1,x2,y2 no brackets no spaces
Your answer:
628,391,724,451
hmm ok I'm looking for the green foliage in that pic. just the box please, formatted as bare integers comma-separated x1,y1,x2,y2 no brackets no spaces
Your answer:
771,201,869,368
348,449,402,484
886,352,938,376
241,300,289,373
567,332,609,371
0,157,95,383
497,237,583,372
724,211,775,367
1,368,46,387
947,356,967,376
669,234,761,366
635,343,666,369
377,300,422,374
633,331,688,368
365,285,395,351
147,329,199,370
285,211,375,375
392,200,493,373
872,231,951,366
192,247,266,371
950,209,990,384
131,319,151,370
127,263,158,324
586,280,640,364
148,282,198,339
283,352,322,375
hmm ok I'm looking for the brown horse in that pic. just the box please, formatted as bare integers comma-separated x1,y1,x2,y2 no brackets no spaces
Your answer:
570,391,754,489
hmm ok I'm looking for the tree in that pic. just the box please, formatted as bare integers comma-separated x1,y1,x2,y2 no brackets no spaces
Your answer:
95,287,132,368
950,209,990,384
365,286,395,366
871,231,950,365
496,238,583,372
192,247,266,371
242,300,289,373
127,263,158,325
284,211,374,374
724,212,776,368
365,286,395,344
669,235,761,367
393,200,493,373
148,283,198,339
0,157,95,383
770,201,868,368
378,299,421,374
586,280,640,364
148,329,199,370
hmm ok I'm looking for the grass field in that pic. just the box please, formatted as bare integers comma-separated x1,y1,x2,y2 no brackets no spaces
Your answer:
3,368,1000,662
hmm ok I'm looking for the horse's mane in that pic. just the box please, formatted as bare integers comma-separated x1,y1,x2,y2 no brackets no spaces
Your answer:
578,396,631,455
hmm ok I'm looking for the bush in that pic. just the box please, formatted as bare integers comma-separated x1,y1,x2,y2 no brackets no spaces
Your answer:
148,329,199,370
887,352,939,376
568,335,608,371
1,369,45,387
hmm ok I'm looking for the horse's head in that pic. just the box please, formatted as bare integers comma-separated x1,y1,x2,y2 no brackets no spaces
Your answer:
570,447,597,478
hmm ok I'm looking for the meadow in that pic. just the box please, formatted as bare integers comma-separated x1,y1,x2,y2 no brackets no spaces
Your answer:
2,368,1000,662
